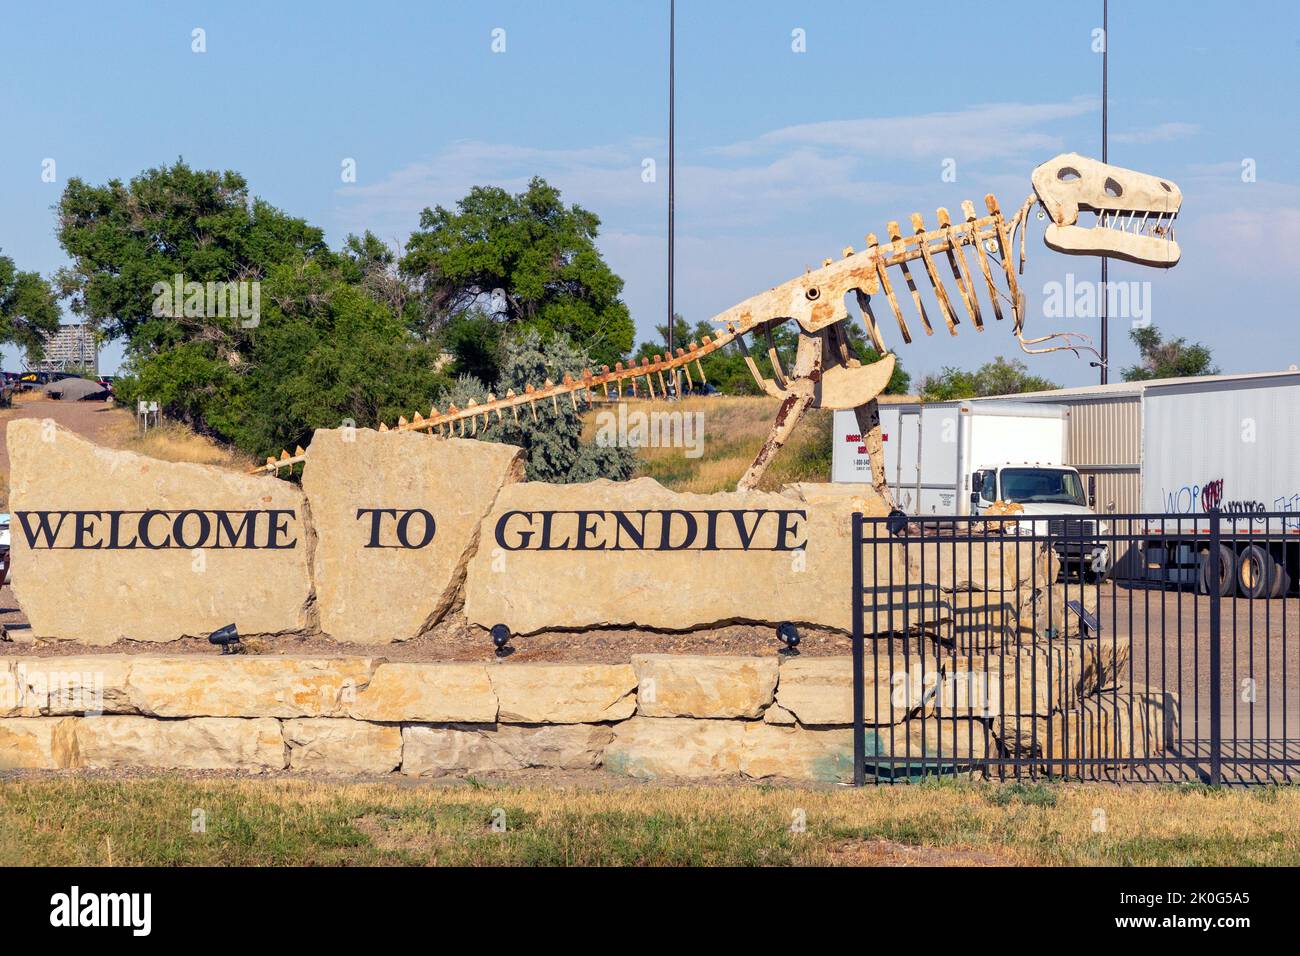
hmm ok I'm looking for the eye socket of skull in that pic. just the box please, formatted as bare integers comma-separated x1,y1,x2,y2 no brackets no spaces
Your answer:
1104,177,1123,198
1057,167,1081,182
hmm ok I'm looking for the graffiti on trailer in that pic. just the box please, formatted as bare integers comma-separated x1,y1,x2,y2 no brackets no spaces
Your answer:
1162,478,1270,523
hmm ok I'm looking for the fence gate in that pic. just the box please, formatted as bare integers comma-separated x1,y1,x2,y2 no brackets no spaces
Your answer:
850,511,1300,785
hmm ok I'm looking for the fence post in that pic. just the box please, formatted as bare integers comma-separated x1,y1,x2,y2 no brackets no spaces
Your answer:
851,511,865,787
1208,508,1222,786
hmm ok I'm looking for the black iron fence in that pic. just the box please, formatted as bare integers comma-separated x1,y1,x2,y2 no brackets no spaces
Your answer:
850,510,1300,785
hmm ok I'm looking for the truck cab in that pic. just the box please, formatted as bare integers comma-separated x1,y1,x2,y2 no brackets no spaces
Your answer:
970,463,1110,580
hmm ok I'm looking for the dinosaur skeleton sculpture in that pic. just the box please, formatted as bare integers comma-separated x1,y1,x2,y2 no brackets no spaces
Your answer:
252,154,1181,503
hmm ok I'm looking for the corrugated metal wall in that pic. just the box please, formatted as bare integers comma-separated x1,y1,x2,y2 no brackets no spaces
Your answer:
1060,395,1142,514
1057,395,1143,577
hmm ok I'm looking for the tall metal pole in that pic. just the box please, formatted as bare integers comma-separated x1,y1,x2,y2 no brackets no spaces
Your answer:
667,0,676,397
1099,0,1109,384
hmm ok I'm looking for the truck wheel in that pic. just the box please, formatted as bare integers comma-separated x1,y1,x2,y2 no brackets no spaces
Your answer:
1198,544,1235,596
1235,544,1279,599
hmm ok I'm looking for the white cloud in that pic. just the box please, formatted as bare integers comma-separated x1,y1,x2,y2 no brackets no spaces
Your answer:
1112,121,1199,145
709,98,1097,162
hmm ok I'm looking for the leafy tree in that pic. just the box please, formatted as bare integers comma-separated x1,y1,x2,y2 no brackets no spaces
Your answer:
440,309,504,385
59,161,449,460
919,356,1056,402
634,315,910,396
0,252,60,361
1122,326,1218,381
437,330,636,483
401,178,635,368
56,159,326,356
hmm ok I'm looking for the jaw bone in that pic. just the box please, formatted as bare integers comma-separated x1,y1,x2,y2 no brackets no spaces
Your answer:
1032,152,1182,267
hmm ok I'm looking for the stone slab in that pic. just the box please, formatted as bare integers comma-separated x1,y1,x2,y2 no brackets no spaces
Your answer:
349,663,497,723
0,717,78,769
73,716,285,771
303,429,524,643
775,654,938,726
282,718,401,774
127,656,381,718
464,477,869,633
6,419,312,643
400,723,612,776
603,716,747,779
632,654,777,719
491,663,636,724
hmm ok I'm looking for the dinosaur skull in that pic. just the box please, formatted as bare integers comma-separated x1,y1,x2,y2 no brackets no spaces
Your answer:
1032,153,1181,267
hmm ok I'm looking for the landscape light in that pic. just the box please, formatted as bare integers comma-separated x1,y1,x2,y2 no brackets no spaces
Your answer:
490,623,513,658
776,622,800,655
208,623,241,655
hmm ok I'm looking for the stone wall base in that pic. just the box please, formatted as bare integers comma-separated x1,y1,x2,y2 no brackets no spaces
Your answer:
0,653,1166,783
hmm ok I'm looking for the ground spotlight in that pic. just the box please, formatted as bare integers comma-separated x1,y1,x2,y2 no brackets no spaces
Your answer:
776,621,800,655
491,623,514,658
208,623,241,655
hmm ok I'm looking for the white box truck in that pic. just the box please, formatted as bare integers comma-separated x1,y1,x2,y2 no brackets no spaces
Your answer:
833,400,1110,576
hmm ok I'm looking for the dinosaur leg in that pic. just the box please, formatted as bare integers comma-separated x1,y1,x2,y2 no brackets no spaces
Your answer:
737,383,815,491
853,397,895,509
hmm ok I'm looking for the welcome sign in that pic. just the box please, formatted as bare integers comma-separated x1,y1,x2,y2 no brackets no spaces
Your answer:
7,420,312,644
7,421,954,645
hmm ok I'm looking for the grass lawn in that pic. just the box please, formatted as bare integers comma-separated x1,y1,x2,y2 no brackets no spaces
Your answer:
2,775,1297,866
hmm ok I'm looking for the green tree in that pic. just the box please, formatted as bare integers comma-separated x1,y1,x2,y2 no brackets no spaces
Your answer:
1122,326,1218,381
56,159,326,355
401,178,635,368
438,330,636,483
919,356,1056,402
59,161,449,461
0,252,60,361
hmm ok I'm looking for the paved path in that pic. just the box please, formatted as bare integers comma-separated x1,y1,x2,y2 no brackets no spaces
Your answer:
0,395,125,475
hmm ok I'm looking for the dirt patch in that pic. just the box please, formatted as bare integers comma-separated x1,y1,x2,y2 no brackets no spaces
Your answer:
0,606,850,662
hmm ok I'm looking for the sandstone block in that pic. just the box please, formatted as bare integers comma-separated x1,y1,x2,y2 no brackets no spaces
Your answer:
282,718,401,774
464,477,865,633
740,723,854,783
2,656,133,716
303,430,524,643
350,663,496,723
941,648,1077,717
0,717,78,769
74,716,285,771
6,420,312,643
776,654,937,726
491,663,636,723
632,654,777,718
990,689,1175,767
127,656,380,718
603,716,747,779
400,723,612,776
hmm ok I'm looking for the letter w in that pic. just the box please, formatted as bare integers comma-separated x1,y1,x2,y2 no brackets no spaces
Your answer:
16,511,70,548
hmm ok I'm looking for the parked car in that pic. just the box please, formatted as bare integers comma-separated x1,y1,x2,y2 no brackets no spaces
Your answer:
0,513,11,586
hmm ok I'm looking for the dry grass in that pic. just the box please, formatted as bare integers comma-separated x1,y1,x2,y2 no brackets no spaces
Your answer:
586,396,833,493
87,407,255,470
0,775,1294,866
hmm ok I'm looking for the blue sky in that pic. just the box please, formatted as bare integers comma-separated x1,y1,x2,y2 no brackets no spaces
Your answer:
2,0,1297,384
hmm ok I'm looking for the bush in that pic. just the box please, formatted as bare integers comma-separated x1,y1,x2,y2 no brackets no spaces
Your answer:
438,331,636,483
